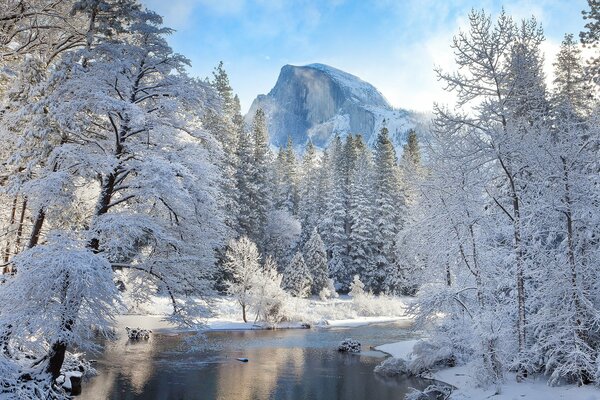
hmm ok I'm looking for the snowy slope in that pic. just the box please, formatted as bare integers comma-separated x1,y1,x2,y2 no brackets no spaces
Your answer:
246,63,425,151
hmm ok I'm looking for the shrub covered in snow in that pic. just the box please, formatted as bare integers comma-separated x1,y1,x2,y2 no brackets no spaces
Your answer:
374,357,409,377
405,385,452,400
126,327,152,340
318,279,338,301
409,338,462,375
338,338,361,353
248,256,293,324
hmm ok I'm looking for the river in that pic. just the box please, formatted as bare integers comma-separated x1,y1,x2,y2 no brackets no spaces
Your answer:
80,320,435,399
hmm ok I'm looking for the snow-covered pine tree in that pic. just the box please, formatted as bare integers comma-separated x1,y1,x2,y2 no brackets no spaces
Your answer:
348,135,375,283
368,126,404,293
204,62,242,237
282,251,312,298
298,141,321,245
303,228,330,295
552,34,593,121
235,128,257,241
324,135,351,290
283,137,300,215
251,108,272,249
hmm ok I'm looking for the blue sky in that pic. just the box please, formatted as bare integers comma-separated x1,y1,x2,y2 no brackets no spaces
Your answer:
142,0,588,113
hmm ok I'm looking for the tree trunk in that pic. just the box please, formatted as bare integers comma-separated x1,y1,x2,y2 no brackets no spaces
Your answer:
242,304,247,323
2,197,18,265
497,154,527,381
46,340,68,380
512,193,527,381
27,208,46,249
13,198,27,257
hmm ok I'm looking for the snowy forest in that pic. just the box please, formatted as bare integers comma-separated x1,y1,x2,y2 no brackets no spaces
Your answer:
2,0,600,399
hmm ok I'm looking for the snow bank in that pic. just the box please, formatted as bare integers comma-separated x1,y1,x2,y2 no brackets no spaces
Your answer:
376,339,600,400
375,339,418,360
116,294,412,333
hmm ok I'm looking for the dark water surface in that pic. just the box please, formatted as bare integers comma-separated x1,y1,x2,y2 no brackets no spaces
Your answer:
80,321,434,400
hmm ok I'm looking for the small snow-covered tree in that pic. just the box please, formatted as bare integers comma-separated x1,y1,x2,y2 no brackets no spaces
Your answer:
303,228,330,295
0,233,121,379
349,275,366,299
224,236,261,323
248,256,291,324
282,252,312,298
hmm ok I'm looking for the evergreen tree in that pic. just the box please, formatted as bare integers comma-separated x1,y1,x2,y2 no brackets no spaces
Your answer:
205,62,242,237
401,130,421,167
368,126,404,293
348,135,375,281
282,252,312,298
282,137,300,215
251,108,272,249
303,228,330,295
552,34,593,120
299,141,321,245
235,130,257,240
324,136,350,289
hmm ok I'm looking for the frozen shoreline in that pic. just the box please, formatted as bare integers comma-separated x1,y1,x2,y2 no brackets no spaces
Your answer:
116,294,413,333
375,339,600,400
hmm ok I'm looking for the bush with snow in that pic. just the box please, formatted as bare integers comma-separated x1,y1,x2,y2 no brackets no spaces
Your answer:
374,357,409,377
126,327,152,340
338,338,361,353
318,279,339,301
247,256,293,324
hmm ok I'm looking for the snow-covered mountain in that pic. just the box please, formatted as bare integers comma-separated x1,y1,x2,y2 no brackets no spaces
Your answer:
246,63,423,151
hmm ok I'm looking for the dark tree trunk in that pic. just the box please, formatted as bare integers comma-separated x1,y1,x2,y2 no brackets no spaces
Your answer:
13,198,27,257
2,197,18,265
27,208,46,249
46,340,68,380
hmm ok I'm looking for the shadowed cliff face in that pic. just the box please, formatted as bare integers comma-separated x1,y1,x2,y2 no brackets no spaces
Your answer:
246,64,417,150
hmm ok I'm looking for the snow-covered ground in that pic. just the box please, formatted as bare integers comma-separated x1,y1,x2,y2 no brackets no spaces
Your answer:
119,294,413,333
375,339,600,400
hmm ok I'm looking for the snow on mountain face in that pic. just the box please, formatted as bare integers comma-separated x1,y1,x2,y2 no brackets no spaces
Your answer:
246,63,420,150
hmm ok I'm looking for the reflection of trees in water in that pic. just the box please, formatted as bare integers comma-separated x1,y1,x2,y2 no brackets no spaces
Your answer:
82,334,159,398
215,347,306,399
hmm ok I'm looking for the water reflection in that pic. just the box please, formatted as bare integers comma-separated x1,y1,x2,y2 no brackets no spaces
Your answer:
81,322,433,400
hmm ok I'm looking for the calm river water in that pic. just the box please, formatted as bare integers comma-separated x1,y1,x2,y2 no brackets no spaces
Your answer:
80,320,435,399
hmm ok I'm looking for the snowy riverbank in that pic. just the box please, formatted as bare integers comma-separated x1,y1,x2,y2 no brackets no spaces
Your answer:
117,294,413,333
375,340,600,400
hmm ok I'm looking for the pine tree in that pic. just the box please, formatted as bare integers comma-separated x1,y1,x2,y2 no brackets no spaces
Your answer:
251,108,272,249
303,228,330,295
401,130,421,167
552,34,593,120
368,126,403,293
324,136,350,289
299,141,321,245
581,0,600,85
348,135,375,281
235,130,257,240
282,252,312,298
206,62,242,237
282,137,300,215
